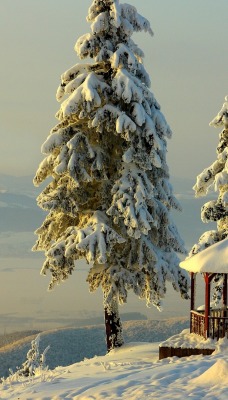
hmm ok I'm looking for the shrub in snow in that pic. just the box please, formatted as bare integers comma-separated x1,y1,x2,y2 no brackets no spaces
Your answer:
33,0,189,350
1,334,50,385
16,334,50,377
189,96,228,302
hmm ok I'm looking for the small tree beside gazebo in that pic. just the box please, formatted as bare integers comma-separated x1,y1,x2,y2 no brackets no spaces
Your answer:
189,96,228,306
180,238,228,340
159,97,228,360
182,96,228,341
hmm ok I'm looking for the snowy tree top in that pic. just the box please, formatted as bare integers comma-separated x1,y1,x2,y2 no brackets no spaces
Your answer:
87,0,153,36
210,96,228,128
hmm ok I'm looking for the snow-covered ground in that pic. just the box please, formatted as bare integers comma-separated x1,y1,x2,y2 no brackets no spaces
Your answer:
1,332,228,399
0,318,189,379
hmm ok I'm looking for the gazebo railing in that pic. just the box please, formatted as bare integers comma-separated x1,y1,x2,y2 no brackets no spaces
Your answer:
191,311,205,337
209,315,228,340
191,309,228,340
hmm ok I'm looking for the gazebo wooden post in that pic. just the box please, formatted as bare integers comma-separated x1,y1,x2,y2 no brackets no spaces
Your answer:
204,273,211,338
190,272,196,333
223,274,228,308
222,274,228,319
190,272,195,310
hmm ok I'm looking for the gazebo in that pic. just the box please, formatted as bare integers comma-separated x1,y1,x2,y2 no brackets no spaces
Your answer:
180,238,228,340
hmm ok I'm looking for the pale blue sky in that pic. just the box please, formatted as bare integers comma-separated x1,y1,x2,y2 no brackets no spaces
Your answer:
0,0,227,179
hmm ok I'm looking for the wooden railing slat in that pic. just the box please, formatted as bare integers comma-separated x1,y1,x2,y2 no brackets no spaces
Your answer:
191,310,228,340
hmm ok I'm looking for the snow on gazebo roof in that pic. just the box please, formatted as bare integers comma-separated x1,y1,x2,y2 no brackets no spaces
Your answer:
180,238,228,274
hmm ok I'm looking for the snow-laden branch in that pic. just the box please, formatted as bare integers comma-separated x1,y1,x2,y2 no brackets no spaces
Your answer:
75,34,115,62
35,177,79,217
91,104,136,140
189,230,225,257
41,126,76,155
151,108,172,139
57,62,111,102
214,171,228,192
66,133,94,184
57,73,111,119
38,128,109,187
65,213,125,264
110,45,151,85
39,211,125,289
107,166,156,238
130,102,146,126
33,155,55,186
201,200,227,223
91,11,110,34
112,68,143,103
111,44,138,71
210,95,228,128
120,3,153,35
122,115,168,171
112,68,152,115
193,160,224,197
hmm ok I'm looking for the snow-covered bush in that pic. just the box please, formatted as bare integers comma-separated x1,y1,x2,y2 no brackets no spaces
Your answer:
33,0,189,349
1,334,50,388
16,334,50,377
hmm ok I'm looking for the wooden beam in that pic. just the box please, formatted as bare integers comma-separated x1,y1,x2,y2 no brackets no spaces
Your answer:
190,272,195,311
190,273,195,334
208,273,216,284
204,273,211,338
223,274,228,308
159,346,215,360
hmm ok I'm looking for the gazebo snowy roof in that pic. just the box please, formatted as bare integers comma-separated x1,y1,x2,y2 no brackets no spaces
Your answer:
180,238,228,274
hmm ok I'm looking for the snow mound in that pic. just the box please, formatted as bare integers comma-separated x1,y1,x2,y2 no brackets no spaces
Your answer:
160,329,217,350
191,358,228,386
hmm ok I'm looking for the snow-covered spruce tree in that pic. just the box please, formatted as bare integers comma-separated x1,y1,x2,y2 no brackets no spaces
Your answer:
33,0,189,351
189,96,228,302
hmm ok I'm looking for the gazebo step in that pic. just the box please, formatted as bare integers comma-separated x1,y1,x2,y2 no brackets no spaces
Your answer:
159,346,215,360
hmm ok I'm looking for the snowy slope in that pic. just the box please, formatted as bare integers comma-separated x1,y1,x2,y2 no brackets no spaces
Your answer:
1,336,228,399
0,318,188,379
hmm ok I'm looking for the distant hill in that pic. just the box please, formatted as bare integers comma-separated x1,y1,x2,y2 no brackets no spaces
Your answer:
0,175,37,197
0,175,46,233
0,317,188,379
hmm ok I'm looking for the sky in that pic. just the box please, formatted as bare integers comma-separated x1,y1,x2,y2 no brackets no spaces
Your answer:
0,0,228,179
0,0,227,332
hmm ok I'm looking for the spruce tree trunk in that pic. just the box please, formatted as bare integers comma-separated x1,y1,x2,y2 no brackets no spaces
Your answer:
104,298,124,352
